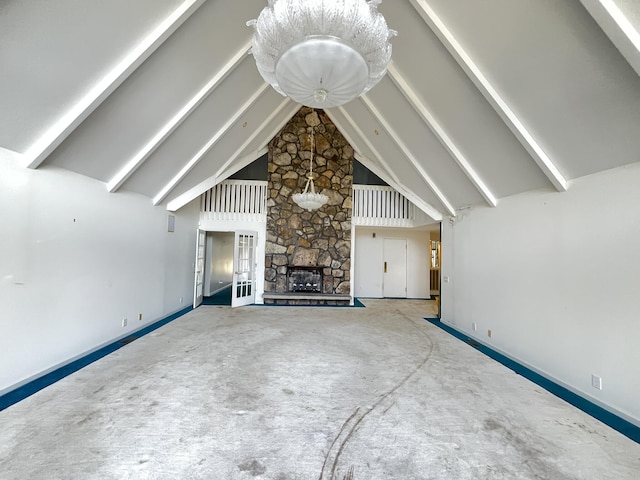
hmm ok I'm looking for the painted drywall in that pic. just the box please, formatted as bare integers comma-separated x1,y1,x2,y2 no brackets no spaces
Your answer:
354,227,430,298
198,218,266,305
0,155,199,395
206,231,234,294
440,162,640,425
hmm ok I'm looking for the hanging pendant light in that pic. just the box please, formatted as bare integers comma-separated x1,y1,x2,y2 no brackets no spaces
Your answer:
292,122,329,211
247,0,397,109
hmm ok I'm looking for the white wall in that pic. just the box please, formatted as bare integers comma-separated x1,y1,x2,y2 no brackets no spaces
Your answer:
354,227,430,298
440,162,640,425
0,155,199,395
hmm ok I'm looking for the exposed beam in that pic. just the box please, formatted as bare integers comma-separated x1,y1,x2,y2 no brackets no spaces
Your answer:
24,0,206,169
215,146,269,183
165,98,297,211
409,0,568,192
579,0,640,79
153,83,270,205
257,104,303,152
327,108,445,221
107,41,252,192
215,99,298,179
165,152,257,213
387,65,497,207
358,96,457,217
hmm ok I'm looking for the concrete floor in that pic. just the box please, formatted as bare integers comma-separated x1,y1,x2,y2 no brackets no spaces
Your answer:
1,299,638,479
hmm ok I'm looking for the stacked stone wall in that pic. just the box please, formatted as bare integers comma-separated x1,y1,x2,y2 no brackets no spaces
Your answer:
264,107,353,295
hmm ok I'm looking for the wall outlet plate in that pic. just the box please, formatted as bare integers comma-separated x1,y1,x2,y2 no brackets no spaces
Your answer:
592,374,603,390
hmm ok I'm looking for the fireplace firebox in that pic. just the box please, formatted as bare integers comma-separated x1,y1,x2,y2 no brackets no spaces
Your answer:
288,266,322,293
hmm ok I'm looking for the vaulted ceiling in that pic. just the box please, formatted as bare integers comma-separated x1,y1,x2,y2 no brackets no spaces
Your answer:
2,0,640,223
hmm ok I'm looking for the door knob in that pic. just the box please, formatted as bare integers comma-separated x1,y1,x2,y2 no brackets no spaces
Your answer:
384,262,387,273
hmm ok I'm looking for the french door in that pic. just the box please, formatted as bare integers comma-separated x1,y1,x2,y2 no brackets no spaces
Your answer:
232,231,257,308
193,229,206,308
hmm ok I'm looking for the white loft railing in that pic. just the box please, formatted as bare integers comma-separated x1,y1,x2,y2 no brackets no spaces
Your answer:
200,181,428,226
352,184,417,227
201,180,268,222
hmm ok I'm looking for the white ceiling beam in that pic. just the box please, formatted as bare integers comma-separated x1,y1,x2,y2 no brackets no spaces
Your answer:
215,146,268,184
579,0,640,79
353,152,444,223
24,0,206,170
215,99,298,179
327,108,445,221
387,64,497,207
257,104,303,152
167,99,298,211
153,83,270,205
358,95,457,217
165,152,258,212
107,41,252,192
409,0,567,192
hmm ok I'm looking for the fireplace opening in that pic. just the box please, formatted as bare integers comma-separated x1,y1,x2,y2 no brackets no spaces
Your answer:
288,266,322,293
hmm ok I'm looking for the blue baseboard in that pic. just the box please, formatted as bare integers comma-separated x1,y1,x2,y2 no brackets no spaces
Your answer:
425,318,640,444
0,306,193,412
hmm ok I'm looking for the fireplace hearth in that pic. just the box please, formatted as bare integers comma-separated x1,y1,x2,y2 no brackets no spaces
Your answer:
288,266,322,293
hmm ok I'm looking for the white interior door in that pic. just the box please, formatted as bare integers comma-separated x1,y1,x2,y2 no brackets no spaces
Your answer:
193,228,206,308
383,238,407,298
232,230,257,308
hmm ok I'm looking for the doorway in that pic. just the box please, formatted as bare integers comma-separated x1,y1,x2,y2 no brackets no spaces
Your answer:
193,230,257,307
383,238,407,298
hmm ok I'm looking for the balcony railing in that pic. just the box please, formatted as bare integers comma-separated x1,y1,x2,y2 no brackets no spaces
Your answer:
200,181,427,227
352,185,417,227
201,180,268,223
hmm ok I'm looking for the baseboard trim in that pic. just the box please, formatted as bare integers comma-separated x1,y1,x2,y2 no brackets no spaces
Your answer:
0,306,193,411
425,318,640,445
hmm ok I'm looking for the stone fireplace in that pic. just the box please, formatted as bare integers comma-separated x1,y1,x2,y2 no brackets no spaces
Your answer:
264,107,353,304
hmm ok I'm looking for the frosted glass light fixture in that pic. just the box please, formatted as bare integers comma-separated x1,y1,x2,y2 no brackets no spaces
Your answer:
247,0,396,108
292,125,328,211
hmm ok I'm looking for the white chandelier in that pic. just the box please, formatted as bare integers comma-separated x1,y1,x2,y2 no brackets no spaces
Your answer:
247,0,396,109
291,123,329,211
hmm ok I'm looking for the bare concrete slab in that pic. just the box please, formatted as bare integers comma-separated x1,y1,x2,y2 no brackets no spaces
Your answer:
1,299,638,479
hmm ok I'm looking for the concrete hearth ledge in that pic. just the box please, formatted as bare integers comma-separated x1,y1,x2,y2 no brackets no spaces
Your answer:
262,293,351,301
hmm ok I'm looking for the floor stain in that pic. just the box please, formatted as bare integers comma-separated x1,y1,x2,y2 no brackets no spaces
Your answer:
239,459,267,477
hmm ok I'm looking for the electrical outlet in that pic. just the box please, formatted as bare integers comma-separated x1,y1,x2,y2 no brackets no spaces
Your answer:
122,318,127,327
138,313,143,321
487,329,492,338
591,374,603,390
472,323,477,331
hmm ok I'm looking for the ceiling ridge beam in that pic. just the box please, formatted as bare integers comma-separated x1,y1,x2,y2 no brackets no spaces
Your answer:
409,0,568,192
153,83,271,205
107,41,252,192
358,95,457,217
327,108,444,221
24,0,207,170
579,0,640,79
387,65,497,207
